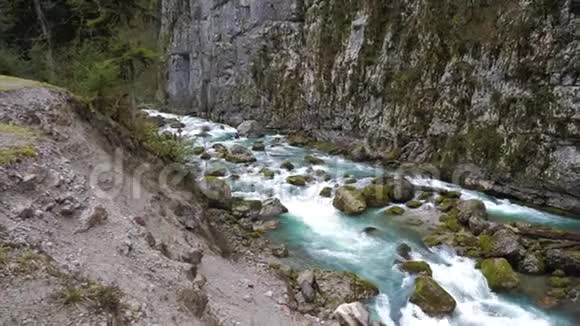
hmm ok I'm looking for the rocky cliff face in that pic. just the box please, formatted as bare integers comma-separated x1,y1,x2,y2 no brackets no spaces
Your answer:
161,0,580,214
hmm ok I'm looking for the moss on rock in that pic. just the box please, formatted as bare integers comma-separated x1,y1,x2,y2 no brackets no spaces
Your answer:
401,261,433,276
410,276,456,317
385,206,405,216
480,258,520,291
362,184,391,207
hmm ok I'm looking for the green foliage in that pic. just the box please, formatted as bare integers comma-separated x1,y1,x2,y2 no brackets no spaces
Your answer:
0,48,29,77
77,60,121,98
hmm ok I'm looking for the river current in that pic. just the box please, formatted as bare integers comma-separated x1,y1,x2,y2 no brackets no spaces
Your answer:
147,110,580,326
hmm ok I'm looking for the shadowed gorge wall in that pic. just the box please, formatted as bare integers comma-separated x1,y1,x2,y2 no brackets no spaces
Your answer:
161,0,580,214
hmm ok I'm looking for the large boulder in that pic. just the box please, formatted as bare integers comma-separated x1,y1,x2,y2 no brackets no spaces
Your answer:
237,120,264,137
457,199,487,224
480,258,520,291
333,302,370,326
225,145,257,163
199,177,232,209
410,276,456,317
362,184,391,208
545,249,580,275
488,229,525,265
333,186,367,215
259,198,288,218
314,270,379,308
389,178,415,203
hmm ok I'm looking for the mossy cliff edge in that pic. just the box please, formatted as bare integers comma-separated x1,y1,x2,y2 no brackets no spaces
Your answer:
161,0,580,214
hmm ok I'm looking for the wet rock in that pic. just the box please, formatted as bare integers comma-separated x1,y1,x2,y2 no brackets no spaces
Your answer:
237,120,263,137
396,243,412,260
304,155,324,165
169,120,186,129
488,229,525,265
384,206,404,216
405,200,423,209
260,167,275,179
457,199,487,224
272,244,289,258
361,185,391,208
260,197,288,218
231,199,262,220
480,258,520,291
333,186,367,215
205,167,227,177
333,302,369,326
545,249,580,275
281,160,295,171
410,276,456,317
252,141,266,151
390,178,415,203
320,187,333,198
199,177,232,209
439,190,461,199
518,251,546,275
400,261,433,277
200,152,211,160
287,175,307,186
225,145,256,163
362,226,379,235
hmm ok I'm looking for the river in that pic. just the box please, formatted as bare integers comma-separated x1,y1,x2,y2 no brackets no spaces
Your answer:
147,110,580,325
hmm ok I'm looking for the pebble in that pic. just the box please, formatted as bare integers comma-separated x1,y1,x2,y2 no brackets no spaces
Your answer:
265,290,273,298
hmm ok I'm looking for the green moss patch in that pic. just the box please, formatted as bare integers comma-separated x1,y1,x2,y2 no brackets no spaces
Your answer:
0,145,37,165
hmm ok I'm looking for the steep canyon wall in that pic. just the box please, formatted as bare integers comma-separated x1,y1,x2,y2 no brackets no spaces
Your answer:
161,0,580,214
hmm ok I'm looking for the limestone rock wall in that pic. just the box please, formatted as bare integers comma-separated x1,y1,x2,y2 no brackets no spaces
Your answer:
161,0,580,214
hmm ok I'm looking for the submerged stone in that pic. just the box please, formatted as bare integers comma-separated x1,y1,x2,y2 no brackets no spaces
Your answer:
320,187,333,198
281,160,295,171
304,155,324,165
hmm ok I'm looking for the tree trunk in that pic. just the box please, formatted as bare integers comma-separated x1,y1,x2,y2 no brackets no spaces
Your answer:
33,0,55,81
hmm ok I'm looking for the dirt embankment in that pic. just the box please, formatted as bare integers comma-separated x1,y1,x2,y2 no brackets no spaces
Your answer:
0,79,309,326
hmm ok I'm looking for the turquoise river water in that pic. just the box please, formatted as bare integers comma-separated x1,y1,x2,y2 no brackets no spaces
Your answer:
146,110,580,326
